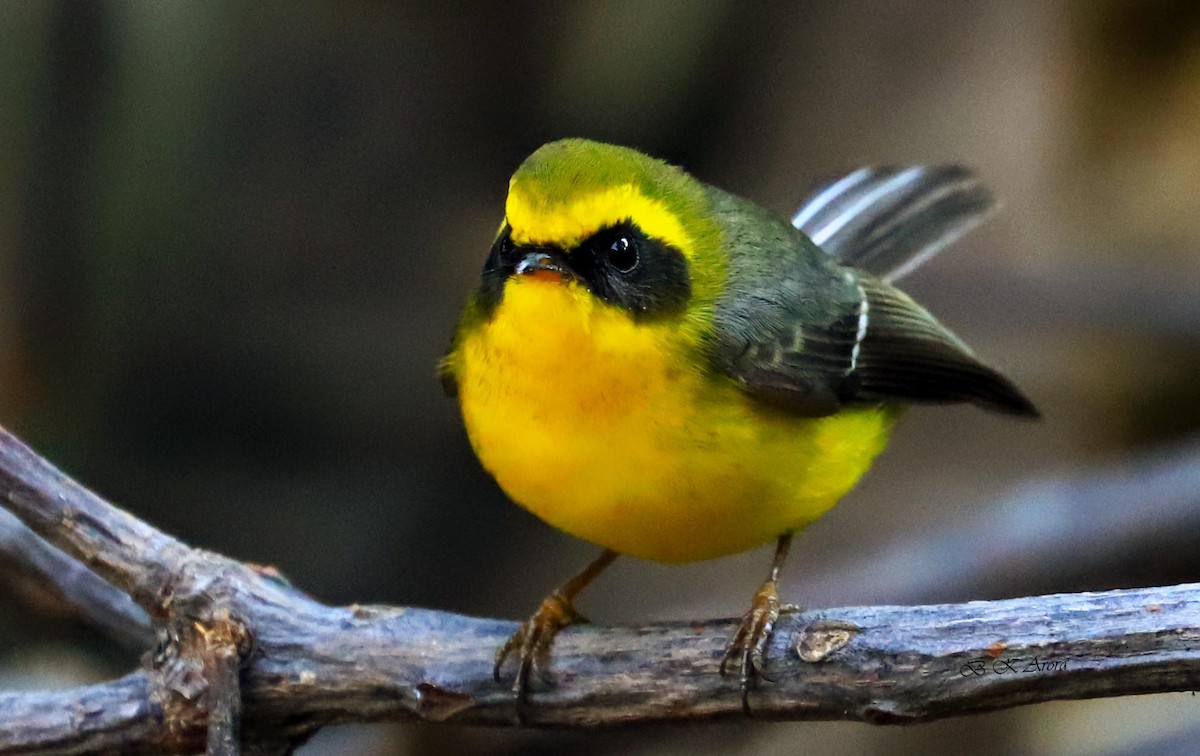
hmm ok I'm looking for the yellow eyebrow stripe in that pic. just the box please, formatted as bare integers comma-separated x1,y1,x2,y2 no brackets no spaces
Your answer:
505,182,694,257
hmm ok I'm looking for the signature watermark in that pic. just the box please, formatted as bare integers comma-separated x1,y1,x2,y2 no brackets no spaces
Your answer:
959,656,1069,677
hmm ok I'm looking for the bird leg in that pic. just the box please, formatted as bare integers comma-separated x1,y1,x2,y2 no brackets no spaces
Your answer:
494,549,618,715
720,533,794,714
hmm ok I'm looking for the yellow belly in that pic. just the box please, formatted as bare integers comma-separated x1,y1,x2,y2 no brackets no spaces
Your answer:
454,278,897,563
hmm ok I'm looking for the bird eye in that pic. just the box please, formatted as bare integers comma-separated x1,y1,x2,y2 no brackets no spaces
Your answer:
606,234,639,273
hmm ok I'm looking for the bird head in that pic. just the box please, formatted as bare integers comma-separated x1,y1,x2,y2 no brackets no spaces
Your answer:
478,139,726,328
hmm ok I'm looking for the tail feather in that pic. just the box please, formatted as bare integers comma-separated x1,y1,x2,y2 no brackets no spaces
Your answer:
793,165,993,282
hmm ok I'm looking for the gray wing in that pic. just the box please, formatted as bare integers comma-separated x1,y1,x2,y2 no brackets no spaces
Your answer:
709,187,1037,418
847,278,1037,414
792,165,993,282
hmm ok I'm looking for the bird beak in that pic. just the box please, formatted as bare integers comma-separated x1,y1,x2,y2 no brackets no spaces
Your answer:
514,250,571,282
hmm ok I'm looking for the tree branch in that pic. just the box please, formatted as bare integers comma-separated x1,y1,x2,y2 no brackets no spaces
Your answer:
1,424,1199,753
2,580,1199,752
0,509,153,649
0,427,190,610
201,609,250,756
0,673,171,754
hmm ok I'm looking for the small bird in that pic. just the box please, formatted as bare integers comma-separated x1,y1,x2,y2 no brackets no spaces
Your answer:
439,139,1037,714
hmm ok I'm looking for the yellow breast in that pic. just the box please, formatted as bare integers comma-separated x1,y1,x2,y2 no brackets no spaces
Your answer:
453,278,897,563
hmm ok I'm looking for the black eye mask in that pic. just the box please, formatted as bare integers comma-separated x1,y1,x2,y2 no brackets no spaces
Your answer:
478,223,691,321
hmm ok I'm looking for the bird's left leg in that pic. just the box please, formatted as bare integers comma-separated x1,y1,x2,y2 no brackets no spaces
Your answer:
720,533,795,713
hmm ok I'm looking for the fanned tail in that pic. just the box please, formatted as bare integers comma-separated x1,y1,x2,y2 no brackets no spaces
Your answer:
793,165,994,282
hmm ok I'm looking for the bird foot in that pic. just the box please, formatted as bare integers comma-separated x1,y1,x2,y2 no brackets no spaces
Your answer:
494,589,585,717
721,578,794,713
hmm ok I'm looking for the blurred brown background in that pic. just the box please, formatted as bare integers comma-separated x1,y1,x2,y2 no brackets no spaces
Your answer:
3,1,1200,754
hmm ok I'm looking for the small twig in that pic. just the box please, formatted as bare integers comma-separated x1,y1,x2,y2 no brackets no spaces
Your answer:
0,509,153,649
201,609,249,756
0,425,190,610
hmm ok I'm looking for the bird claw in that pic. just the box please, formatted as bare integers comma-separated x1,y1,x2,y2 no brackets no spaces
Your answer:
493,590,584,719
720,578,787,714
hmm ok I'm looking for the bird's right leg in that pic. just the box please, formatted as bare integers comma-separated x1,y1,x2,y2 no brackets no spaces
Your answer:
494,549,619,716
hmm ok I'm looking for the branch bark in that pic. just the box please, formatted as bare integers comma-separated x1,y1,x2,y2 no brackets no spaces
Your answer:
2,424,1200,754
0,509,152,649
0,427,190,609
2,580,1200,751
201,609,249,756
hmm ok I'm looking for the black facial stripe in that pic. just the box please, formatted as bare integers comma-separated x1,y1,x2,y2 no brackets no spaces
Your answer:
567,221,691,319
475,222,691,320
476,229,512,314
